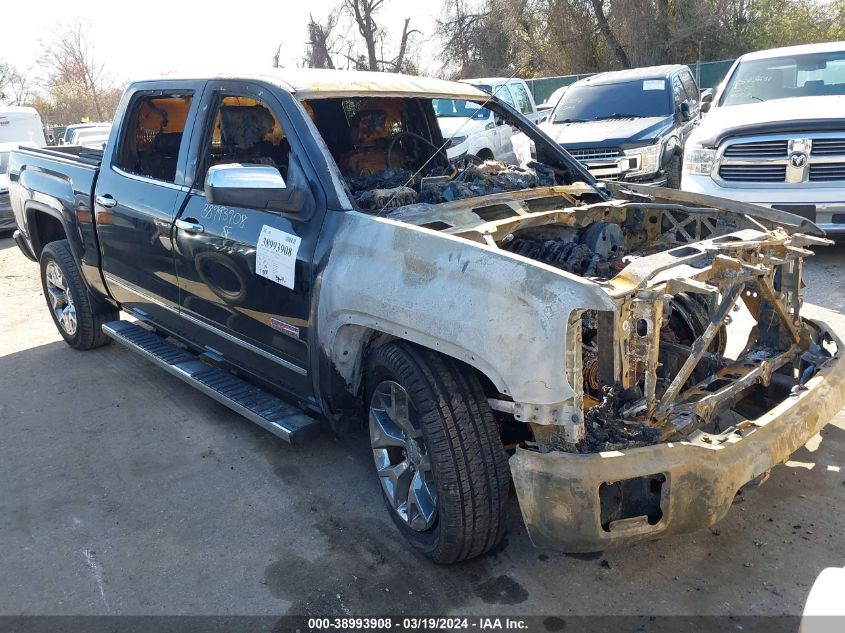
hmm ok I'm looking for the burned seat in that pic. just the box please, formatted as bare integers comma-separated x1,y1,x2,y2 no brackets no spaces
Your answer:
338,99,413,177
215,105,287,173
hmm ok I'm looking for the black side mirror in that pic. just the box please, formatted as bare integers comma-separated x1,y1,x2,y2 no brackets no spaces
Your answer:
679,101,692,122
700,88,714,103
700,101,711,114
205,163,305,213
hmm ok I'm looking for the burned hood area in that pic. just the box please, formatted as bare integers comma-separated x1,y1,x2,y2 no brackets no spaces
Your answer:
305,93,835,455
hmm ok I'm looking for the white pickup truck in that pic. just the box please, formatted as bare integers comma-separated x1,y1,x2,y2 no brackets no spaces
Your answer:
434,78,539,163
682,41,845,235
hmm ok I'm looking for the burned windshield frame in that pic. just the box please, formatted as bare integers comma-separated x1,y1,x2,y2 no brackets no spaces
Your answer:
321,93,602,211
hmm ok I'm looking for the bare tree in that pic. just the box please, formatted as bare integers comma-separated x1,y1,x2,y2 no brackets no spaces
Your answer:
388,18,421,72
305,12,339,69
38,20,111,120
588,0,631,68
8,70,34,105
0,61,14,103
346,0,382,71
343,0,419,72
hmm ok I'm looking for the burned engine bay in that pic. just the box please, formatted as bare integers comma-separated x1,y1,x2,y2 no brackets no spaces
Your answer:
385,183,835,456
311,95,835,455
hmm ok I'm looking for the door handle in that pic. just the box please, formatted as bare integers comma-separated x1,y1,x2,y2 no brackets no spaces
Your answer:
95,194,117,208
175,218,204,234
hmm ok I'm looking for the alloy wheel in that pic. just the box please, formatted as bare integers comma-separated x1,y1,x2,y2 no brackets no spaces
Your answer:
45,261,77,336
369,380,438,531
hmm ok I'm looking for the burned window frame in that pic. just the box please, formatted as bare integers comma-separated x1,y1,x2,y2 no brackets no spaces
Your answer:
113,90,194,184
303,93,600,213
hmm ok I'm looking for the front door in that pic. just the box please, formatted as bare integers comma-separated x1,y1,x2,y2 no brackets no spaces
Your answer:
95,83,205,330
172,82,322,402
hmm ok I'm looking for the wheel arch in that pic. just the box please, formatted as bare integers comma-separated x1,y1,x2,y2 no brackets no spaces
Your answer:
25,202,71,259
320,319,511,422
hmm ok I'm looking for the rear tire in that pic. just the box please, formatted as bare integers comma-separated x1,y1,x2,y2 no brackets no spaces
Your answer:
40,239,118,350
366,341,510,563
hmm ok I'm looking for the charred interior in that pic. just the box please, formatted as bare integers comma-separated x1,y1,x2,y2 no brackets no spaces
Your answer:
304,95,580,212
306,94,836,455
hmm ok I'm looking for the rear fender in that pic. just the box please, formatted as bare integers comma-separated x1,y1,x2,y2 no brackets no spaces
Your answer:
19,168,109,300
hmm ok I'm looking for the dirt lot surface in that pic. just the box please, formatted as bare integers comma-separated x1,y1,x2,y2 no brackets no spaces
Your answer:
1,234,843,617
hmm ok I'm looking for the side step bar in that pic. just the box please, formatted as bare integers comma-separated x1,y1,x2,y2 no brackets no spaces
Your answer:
102,321,321,444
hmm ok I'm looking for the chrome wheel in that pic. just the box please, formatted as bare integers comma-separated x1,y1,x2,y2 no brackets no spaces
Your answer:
369,380,438,532
45,261,77,336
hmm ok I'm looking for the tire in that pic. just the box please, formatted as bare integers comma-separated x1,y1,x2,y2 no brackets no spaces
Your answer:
666,153,682,189
40,239,118,350
366,341,510,564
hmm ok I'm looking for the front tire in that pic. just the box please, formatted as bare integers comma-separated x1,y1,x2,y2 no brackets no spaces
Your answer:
366,341,510,563
666,153,682,189
40,240,118,350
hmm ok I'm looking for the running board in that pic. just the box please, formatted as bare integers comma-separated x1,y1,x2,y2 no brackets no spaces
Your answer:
102,321,321,444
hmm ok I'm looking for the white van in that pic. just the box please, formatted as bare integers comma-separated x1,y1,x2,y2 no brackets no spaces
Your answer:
0,106,47,148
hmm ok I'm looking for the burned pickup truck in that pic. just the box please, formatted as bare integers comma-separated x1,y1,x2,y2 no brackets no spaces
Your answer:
8,69,845,562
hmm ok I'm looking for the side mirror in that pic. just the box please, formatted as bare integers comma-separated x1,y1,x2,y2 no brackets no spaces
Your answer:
700,88,714,103
205,163,304,213
700,101,711,114
679,101,692,122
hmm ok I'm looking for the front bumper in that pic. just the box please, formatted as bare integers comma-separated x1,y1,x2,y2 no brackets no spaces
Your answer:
510,307,845,553
681,174,845,235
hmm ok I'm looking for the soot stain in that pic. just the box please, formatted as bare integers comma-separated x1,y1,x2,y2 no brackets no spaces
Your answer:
264,515,491,616
566,551,603,561
474,574,529,605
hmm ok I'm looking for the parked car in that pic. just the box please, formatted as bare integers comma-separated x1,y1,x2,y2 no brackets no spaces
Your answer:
0,107,46,232
8,69,844,563
59,122,110,145
530,65,702,187
536,85,569,122
433,97,517,162
682,41,845,235
435,77,540,163
464,77,541,124
0,106,46,148
0,144,15,232
68,124,111,148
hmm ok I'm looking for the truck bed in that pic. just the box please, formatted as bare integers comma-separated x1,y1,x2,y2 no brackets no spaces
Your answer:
22,145,103,167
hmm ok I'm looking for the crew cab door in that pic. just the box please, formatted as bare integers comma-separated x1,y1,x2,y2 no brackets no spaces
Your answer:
94,82,205,330
172,81,322,402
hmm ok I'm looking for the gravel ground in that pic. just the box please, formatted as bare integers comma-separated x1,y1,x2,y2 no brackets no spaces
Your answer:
0,234,843,617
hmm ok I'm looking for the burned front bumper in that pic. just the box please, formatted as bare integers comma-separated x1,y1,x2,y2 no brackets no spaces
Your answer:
510,309,845,553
